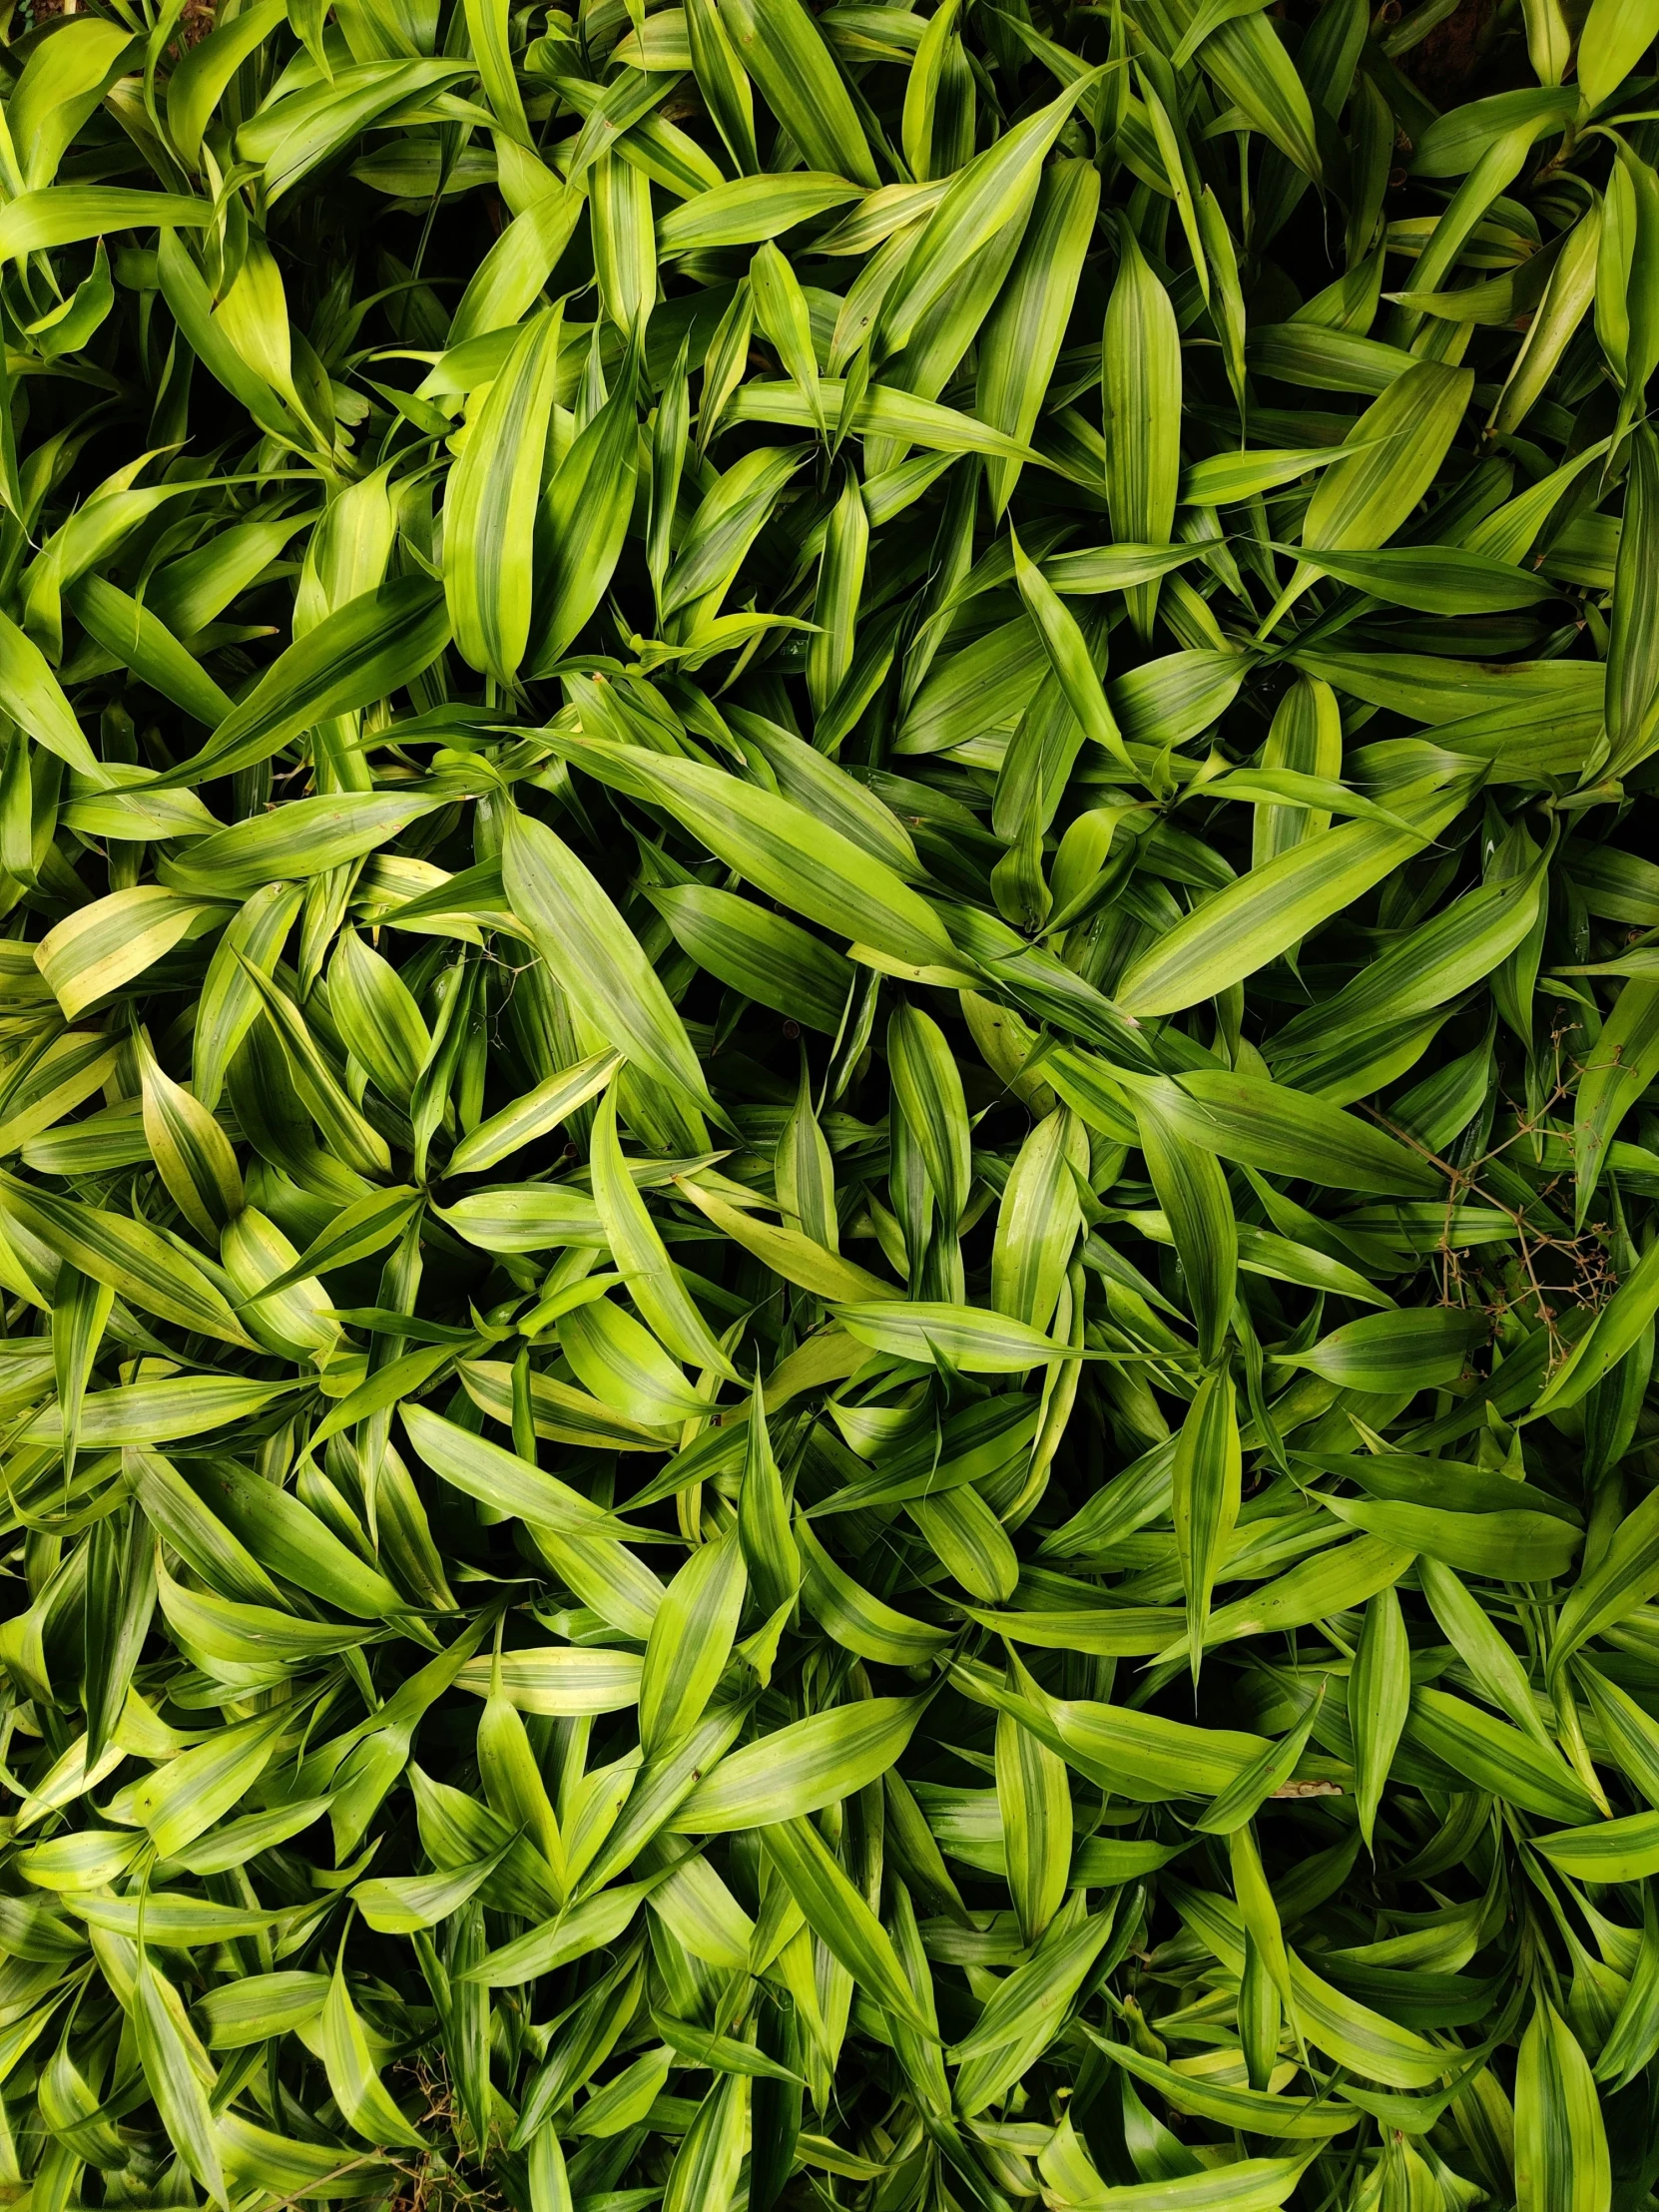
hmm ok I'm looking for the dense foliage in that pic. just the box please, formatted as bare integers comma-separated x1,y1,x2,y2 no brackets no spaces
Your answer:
5,0,1659,2209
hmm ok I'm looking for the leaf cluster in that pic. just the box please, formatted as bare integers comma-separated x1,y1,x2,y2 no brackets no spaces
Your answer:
2,0,1659,2210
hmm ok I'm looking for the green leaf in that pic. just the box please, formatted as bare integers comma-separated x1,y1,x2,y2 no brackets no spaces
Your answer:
763,1815,936,2032
671,1696,925,1831
0,1173,256,1348
1516,1999,1610,2212
132,1954,227,2208
1116,776,1475,1016
502,806,721,1125
444,307,563,684
1404,1688,1602,1824
1103,218,1182,637
552,732,961,971
1277,1307,1487,1392
167,579,452,787
1172,1366,1241,1671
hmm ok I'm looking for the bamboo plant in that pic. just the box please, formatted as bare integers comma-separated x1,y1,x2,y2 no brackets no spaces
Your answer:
0,0,1657,2207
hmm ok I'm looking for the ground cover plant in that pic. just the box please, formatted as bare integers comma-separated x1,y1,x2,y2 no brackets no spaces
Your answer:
6,0,1659,2206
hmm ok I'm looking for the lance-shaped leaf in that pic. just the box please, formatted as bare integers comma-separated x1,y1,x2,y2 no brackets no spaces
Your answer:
1574,979,1659,1226
1103,217,1182,635
1172,1366,1241,1672
401,1403,638,1538
1117,776,1475,1016
1012,528,1129,767
501,807,720,1124
1515,1999,1610,2212
132,1954,226,2208
164,578,451,786
762,1815,934,2033
639,1526,747,1758
553,732,960,973
533,348,641,671
0,1174,256,1348
1265,360,1475,630
1133,1082,1236,1364
589,1091,738,1379
672,1696,925,1831
444,306,563,683
317,1958,425,2148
